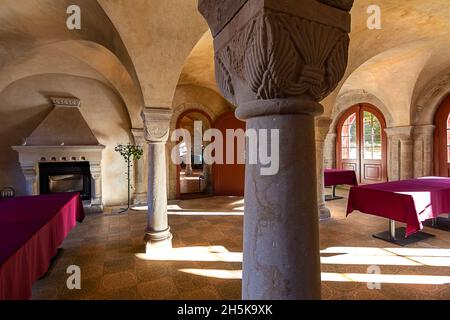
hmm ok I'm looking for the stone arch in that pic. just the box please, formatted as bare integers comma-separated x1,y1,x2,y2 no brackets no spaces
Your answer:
324,90,393,170
330,89,394,134
170,102,217,134
412,71,450,126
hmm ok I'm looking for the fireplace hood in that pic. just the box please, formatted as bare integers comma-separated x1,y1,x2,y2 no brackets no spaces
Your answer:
12,97,105,211
25,97,100,146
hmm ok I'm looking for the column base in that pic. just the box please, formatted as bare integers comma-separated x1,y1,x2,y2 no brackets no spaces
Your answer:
84,202,103,214
144,227,173,253
319,204,331,221
133,193,148,205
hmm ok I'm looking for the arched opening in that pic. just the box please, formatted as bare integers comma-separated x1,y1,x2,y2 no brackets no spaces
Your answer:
336,104,387,184
213,111,246,196
176,109,213,199
434,94,450,177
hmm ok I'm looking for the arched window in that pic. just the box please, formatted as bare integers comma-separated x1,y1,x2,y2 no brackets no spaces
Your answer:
337,104,387,184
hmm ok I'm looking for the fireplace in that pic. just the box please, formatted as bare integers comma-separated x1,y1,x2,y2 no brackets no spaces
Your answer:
12,97,105,212
39,162,92,200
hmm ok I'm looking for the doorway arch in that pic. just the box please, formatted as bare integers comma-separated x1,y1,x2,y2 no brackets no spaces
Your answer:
434,94,450,177
336,104,387,184
175,109,213,199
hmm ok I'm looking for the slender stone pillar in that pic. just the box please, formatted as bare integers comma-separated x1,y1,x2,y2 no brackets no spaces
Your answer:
131,128,148,205
21,164,38,195
141,108,173,251
413,125,435,177
324,132,337,169
316,117,332,220
199,0,353,300
385,126,414,181
90,161,103,212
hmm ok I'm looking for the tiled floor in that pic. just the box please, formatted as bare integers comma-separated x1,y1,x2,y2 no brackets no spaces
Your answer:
32,188,450,300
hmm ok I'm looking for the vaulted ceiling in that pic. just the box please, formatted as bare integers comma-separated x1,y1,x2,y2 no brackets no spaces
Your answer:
1,0,450,128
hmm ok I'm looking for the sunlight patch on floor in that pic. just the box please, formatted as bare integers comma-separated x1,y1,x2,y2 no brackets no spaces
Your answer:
321,247,450,267
135,245,243,262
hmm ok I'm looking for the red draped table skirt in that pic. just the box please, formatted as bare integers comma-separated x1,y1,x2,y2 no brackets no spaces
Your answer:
0,193,84,300
324,169,358,187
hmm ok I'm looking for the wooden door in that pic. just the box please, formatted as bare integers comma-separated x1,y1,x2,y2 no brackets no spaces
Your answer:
213,112,245,196
434,95,450,177
337,104,387,184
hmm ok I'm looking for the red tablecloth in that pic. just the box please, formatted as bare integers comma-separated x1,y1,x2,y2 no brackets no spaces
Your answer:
324,169,358,187
347,177,450,236
0,193,84,300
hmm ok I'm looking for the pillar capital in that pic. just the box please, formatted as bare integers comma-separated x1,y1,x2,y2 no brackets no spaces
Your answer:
131,128,145,146
413,124,435,137
385,126,414,140
141,108,172,143
200,0,352,109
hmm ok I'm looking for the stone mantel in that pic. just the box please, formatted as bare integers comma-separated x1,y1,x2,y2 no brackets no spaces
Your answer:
12,145,105,164
12,145,105,211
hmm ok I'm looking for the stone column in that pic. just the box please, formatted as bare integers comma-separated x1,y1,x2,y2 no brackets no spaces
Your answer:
131,128,148,205
413,125,435,177
324,133,337,169
199,0,353,300
385,126,414,181
141,108,173,252
90,161,103,212
316,117,332,220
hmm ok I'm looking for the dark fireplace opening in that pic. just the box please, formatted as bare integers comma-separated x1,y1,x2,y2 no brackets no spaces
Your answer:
39,162,91,200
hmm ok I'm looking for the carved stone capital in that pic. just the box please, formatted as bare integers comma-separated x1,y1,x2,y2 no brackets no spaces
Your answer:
141,108,172,143
385,126,414,141
200,0,352,108
21,164,37,180
413,124,435,138
90,162,102,180
131,128,146,146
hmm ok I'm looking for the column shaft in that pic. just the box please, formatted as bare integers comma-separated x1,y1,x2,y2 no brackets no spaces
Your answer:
316,118,332,220
146,143,169,235
141,108,172,251
241,101,321,300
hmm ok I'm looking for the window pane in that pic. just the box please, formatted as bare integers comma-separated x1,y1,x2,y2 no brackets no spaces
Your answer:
447,114,450,162
342,148,349,159
448,146,450,163
364,146,373,160
341,113,357,160
363,111,382,160
342,136,349,149
373,147,382,160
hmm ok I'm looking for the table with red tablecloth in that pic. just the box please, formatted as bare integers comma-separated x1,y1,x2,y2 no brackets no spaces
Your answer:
324,169,358,200
0,193,84,300
347,177,450,244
